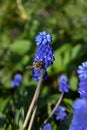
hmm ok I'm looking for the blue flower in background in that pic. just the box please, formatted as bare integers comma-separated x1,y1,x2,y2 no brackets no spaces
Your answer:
11,80,20,87
77,61,87,79
55,106,66,121
78,79,87,99
69,125,85,130
69,98,87,130
35,31,52,46
42,123,52,130
14,74,22,82
58,75,70,93
77,62,87,99
11,73,22,88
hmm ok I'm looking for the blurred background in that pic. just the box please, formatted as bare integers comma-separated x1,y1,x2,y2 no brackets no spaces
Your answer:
0,0,87,129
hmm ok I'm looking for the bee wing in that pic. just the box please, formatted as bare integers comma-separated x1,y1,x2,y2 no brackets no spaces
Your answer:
25,65,33,70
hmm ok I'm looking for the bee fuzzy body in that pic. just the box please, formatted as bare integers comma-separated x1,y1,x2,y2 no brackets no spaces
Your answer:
25,61,44,70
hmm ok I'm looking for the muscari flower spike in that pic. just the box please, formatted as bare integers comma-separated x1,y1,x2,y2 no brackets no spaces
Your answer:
77,62,87,99
77,61,87,79
32,31,55,82
33,43,55,69
14,74,22,82
78,78,87,99
55,106,66,121
58,75,70,93
35,31,52,46
42,123,52,130
69,98,87,130
11,73,22,88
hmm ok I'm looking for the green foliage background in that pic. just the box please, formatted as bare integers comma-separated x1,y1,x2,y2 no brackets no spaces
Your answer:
0,0,87,129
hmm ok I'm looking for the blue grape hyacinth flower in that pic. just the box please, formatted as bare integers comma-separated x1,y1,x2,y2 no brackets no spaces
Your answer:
58,75,70,93
55,106,66,121
77,61,87,79
78,78,87,99
35,31,52,46
32,31,55,82
77,62,87,99
69,98,87,130
42,123,52,130
11,73,22,88
14,74,22,82
32,69,48,82
33,43,55,69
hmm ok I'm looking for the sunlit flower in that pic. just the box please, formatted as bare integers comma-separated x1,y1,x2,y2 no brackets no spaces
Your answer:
32,31,55,81
33,43,54,69
77,62,87,99
35,31,52,46
77,61,87,79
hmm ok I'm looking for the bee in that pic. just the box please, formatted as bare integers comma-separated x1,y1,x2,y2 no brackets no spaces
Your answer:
25,60,43,70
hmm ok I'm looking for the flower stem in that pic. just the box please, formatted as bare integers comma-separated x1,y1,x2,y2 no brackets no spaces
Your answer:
42,92,64,126
23,69,44,129
28,105,37,130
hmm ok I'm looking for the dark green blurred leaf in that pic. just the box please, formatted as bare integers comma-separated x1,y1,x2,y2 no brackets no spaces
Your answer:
0,113,6,128
15,107,24,128
0,98,9,112
58,114,72,130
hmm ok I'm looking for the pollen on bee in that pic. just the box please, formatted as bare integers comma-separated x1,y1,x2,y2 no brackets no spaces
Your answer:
33,61,44,69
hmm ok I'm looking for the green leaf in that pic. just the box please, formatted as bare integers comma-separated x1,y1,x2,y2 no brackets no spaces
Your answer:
7,125,12,130
71,44,81,60
0,98,9,112
47,94,60,104
15,107,24,128
0,114,6,128
64,98,73,106
69,76,78,91
21,55,30,65
10,40,31,55
54,43,72,72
